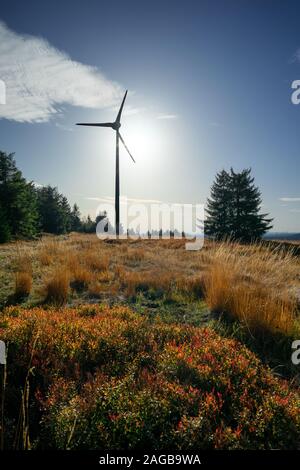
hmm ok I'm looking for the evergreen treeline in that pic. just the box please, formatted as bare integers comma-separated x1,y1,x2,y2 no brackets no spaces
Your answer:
0,151,88,243
205,168,273,242
0,151,273,244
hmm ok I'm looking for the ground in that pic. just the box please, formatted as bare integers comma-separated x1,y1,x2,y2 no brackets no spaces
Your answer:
0,234,299,449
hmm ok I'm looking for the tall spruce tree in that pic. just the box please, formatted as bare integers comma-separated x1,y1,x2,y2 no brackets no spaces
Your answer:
229,168,273,241
0,151,39,241
205,169,232,239
206,168,273,242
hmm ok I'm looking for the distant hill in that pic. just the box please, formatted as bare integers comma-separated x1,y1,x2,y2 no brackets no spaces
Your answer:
264,232,300,241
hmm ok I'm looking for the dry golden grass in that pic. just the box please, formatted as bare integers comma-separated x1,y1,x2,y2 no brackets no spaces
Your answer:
84,251,110,272
114,264,126,279
87,281,102,297
39,251,52,266
176,274,206,298
44,268,70,304
65,252,80,272
125,248,145,264
13,247,33,298
123,270,173,297
15,272,32,298
2,234,299,338
14,247,32,274
97,270,114,283
70,265,92,291
204,242,299,335
38,237,70,267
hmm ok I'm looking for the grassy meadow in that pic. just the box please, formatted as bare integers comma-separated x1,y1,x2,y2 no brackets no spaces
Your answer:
0,234,299,449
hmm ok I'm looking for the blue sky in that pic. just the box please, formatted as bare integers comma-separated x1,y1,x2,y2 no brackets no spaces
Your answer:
0,0,300,231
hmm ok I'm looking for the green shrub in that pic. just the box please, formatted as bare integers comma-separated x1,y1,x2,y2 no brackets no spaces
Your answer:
1,305,299,450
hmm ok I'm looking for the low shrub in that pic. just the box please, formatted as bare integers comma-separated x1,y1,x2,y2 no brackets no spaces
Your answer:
0,305,299,450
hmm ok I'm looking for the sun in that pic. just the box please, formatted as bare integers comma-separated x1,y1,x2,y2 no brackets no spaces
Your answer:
120,118,164,169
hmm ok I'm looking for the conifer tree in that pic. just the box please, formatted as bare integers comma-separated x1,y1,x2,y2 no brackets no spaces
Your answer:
36,186,72,234
0,151,39,241
70,203,82,231
205,169,232,239
0,201,10,243
229,168,273,241
206,168,273,242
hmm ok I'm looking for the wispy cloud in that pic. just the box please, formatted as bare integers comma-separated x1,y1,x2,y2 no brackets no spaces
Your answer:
0,21,123,123
84,197,105,202
82,195,202,207
156,114,178,120
83,196,162,204
289,208,300,213
279,197,300,202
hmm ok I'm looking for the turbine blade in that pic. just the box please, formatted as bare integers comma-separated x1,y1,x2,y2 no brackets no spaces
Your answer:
119,132,135,163
76,122,114,127
115,90,128,123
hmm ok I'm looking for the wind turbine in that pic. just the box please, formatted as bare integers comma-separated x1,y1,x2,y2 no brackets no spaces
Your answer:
76,90,135,237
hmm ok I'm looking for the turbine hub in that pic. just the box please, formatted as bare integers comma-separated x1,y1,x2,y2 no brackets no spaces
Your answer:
113,121,121,130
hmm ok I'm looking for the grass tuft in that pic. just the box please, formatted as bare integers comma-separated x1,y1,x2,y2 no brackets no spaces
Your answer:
15,272,32,298
44,269,70,304
204,242,298,336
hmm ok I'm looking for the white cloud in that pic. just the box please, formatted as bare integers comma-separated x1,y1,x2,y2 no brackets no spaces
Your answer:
279,197,300,202
83,196,162,204
82,195,201,207
84,197,105,202
0,21,123,123
289,209,300,213
157,114,178,120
